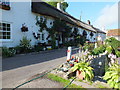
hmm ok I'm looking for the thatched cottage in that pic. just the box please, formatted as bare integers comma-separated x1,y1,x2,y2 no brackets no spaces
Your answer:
0,0,106,48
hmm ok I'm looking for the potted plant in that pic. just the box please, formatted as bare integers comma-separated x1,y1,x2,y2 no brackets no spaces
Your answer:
71,61,94,81
0,3,10,10
103,63,120,89
21,23,28,32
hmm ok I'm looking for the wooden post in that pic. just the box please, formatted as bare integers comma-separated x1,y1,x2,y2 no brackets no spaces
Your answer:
67,47,72,60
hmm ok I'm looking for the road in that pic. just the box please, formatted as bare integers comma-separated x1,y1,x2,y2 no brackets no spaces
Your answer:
2,48,78,88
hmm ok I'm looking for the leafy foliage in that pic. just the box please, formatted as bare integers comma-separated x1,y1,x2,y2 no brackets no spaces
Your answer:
105,37,120,50
36,16,47,32
2,47,16,57
83,42,95,51
71,61,94,81
105,37,120,57
91,45,106,55
103,63,120,89
19,36,32,53
106,46,113,54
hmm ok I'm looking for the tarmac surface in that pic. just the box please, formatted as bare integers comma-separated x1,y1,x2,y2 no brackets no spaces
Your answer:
2,48,72,88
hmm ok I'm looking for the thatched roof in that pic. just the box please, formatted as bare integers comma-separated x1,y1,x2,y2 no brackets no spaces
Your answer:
31,0,106,34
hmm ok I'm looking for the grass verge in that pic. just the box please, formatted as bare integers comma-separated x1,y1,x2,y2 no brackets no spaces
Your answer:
47,73,86,89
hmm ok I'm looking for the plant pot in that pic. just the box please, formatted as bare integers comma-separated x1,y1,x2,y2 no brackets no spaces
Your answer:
0,5,10,10
76,70,84,80
74,59,78,63
70,64,74,67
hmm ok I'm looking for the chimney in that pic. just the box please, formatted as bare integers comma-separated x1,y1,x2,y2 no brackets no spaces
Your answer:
57,2,62,11
87,20,91,25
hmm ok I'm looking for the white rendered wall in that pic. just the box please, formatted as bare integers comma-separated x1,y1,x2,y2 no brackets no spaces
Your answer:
0,1,54,47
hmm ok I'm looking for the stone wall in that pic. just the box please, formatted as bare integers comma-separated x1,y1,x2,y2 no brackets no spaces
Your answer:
90,55,108,76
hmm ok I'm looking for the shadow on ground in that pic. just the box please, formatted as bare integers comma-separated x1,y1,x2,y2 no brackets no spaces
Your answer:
2,48,77,71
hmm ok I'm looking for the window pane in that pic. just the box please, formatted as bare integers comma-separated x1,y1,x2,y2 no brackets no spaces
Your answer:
7,32,10,35
7,24,10,28
0,23,11,39
3,23,6,27
3,32,7,36
3,36,6,39
0,23,2,27
0,26,2,30
3,27,6,31
7,27,10,31
0,36,3,39
0,32,2,35
7,36,10,39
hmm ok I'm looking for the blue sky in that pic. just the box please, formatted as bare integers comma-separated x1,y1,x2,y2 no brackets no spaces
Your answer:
66,2,118,31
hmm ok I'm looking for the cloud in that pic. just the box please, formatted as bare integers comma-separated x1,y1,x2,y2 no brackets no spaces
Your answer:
94,3,118,30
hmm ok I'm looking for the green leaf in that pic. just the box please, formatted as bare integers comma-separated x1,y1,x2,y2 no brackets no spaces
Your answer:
103,72,112,80
114,83,118,88
82,71,85,78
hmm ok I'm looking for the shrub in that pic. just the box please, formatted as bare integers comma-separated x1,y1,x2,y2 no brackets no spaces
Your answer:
115,50,120,57
91,48,100,55
71,61,94,81
34,45,44,52
105,38,120,57
2,47,15,57
103,63,120,89
106,46,113,54
19,36,32,53
91,45,106,55
105,37,120,51
83,43,95,51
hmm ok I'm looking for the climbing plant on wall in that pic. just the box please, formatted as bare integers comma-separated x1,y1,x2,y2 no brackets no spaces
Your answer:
36,16,47,32
35,16,72,48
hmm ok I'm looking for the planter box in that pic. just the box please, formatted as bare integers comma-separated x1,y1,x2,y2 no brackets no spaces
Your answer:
0,5,10,10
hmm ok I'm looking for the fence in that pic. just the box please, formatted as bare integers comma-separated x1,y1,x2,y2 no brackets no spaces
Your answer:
66,46,83,61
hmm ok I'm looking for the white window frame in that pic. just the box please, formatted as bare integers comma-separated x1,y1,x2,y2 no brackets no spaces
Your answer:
0,21,12,42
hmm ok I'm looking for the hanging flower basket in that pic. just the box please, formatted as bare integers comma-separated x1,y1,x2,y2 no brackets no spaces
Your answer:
0,4,10,10
21,26,28,32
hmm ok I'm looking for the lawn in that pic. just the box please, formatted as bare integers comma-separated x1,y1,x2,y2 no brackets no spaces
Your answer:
47,73,86,90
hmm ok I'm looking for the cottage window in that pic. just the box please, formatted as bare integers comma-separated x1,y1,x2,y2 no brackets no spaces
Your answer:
42,33,44,40
0,22,11,39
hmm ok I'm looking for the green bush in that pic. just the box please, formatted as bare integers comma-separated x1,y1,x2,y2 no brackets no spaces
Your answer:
115,50,120,57
91,45,106,55
91,48,100,55
103,63,120,89
105,37,120,57
71,61,94,81
83,43,95,51
105,37,120,51
106,46,113,54
34,45,44,52
2,47,15,57
19,36,32,53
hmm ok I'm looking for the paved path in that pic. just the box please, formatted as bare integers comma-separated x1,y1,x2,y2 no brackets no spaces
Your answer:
2,48,73,88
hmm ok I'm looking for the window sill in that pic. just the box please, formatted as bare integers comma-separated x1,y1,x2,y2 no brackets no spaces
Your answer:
0,39,13,43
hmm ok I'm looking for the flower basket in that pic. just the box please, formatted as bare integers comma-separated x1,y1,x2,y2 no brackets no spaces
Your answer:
0,5,10,10
21,26,28,32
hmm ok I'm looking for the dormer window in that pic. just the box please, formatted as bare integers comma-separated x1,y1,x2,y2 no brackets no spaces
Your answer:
0,0,10,10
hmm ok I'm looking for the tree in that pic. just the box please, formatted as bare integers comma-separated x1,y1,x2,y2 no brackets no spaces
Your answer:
43,0,68,12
